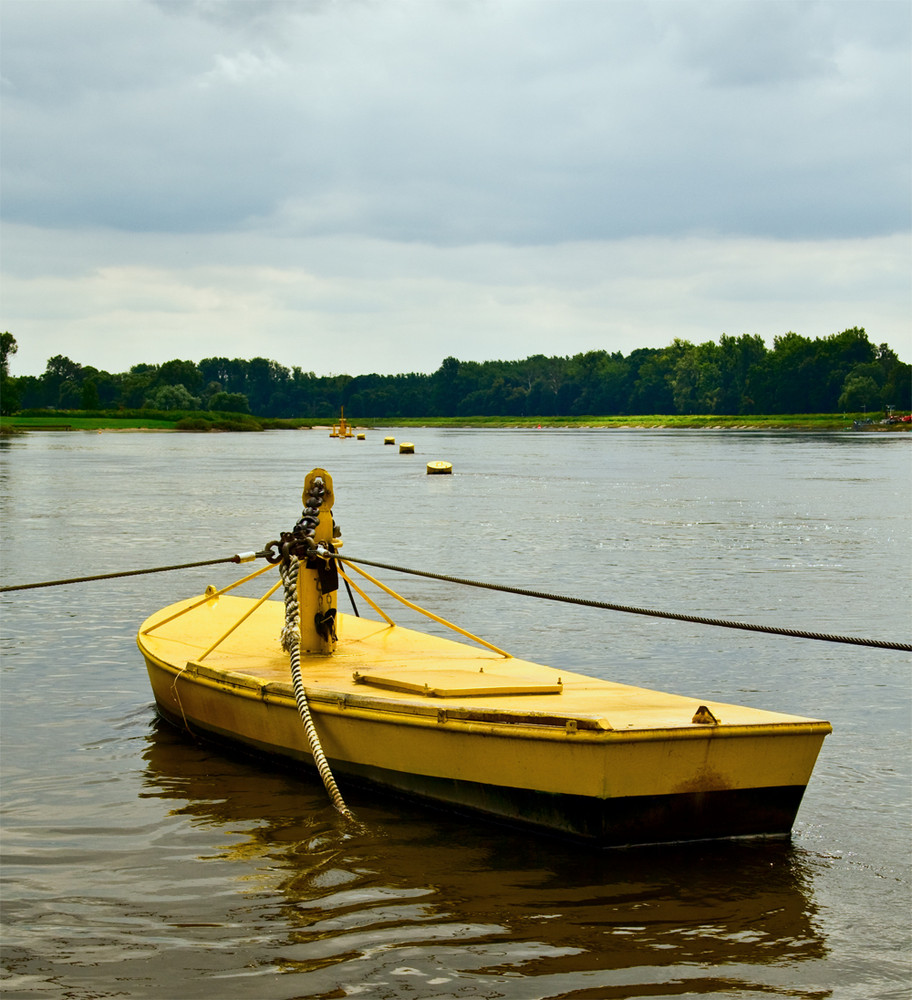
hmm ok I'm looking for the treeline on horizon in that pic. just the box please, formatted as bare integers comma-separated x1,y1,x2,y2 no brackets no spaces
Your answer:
1,328,909,419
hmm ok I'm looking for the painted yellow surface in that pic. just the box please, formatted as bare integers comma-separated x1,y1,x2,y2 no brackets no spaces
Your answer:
139,591,831,800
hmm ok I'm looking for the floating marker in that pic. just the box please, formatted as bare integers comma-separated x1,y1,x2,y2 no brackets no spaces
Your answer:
384,436,395,445
427,461,453,475
399,442,415,454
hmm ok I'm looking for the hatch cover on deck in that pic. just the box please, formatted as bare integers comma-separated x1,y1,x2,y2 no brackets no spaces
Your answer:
352,668,563,698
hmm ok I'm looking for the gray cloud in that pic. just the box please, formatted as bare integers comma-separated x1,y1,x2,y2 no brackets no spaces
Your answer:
2,0,908,242
1,0,909,376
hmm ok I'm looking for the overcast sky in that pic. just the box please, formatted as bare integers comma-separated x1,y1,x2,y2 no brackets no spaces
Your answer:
2,0,909,378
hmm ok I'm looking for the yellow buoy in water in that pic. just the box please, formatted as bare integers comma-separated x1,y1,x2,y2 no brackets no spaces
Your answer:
357,433,365,440
399,442,415,454
384,436,395,445
427,461,453,475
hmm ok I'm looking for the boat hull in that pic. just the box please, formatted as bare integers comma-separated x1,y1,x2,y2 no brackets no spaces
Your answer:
139,596,830,846
152,696,809,845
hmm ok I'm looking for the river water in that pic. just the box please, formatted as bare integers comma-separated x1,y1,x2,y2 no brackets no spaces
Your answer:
1,428,909,1000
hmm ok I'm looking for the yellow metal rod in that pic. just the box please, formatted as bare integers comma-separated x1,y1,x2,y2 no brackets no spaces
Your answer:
197,578,284,661
140,561,277,634
340,559,511,658
338,566,396,625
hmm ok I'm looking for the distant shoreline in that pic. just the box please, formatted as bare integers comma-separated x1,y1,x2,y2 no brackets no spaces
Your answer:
2,413,909,434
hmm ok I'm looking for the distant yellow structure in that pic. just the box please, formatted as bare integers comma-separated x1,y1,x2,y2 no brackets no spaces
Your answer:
329,408,354,439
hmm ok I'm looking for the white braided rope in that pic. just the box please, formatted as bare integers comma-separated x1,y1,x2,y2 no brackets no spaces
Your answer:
280,555,353,820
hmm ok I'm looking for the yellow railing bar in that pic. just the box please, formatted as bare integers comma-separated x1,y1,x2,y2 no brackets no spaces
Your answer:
338,566,396,626
197,577,284,661
140,561,277,634
340,558,511,658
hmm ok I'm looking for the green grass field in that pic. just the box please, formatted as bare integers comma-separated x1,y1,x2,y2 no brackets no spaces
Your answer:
0,411,317,433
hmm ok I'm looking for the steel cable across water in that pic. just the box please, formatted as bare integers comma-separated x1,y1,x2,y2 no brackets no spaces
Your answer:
1,552,908,652
335,554,912,653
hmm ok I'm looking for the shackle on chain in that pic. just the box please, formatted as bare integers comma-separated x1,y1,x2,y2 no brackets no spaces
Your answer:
263,475,330,565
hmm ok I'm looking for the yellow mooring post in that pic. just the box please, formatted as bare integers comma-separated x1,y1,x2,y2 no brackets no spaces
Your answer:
297,468,338,655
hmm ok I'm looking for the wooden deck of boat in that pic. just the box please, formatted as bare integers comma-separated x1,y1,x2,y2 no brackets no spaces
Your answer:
140,594,825,734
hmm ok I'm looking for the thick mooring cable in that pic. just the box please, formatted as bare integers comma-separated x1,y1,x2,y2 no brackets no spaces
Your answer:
0,553,264,592
338,555,912,653
279,555,353,821
3,548,907,652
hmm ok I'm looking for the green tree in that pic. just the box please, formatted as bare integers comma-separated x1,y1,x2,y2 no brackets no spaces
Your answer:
760,332,815,412
199,357,249,395
875,344,912,410
144,384,201,410
58,379,83,408
518,355,564,415
199,381,223,408
433,356,462,416
0,332,17,376
43,354,83,408
120,367,158,408
245,357,291,415
812,328,875,410
565,351,619,414
81,379,101,410
670,341,723,414
0,332,19,414
14,375,42,409
75,366,119,409
717,333,767,413
157,359,202,392
629,343,685,414
209,391,250,413
838,375,880,412
288,367,319,416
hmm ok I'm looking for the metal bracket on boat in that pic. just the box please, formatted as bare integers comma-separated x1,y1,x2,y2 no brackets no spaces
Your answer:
692,705,721,725
314,608,337,641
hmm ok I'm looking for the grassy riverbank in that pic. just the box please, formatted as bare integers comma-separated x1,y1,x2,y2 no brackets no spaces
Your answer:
371,413,906,430
1,410,908,433
0,411,317,433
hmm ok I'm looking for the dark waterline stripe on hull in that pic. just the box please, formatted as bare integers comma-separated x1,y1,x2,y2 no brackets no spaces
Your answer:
155,703,807,847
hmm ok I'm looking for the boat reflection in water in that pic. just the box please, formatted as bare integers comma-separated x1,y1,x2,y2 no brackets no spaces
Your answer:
141,719,827,999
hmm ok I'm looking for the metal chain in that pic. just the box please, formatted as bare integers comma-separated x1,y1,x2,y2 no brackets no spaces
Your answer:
263,477,328,565
278,508,353,821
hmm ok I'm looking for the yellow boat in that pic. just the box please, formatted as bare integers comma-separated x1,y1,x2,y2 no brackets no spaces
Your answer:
137,470,831,846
